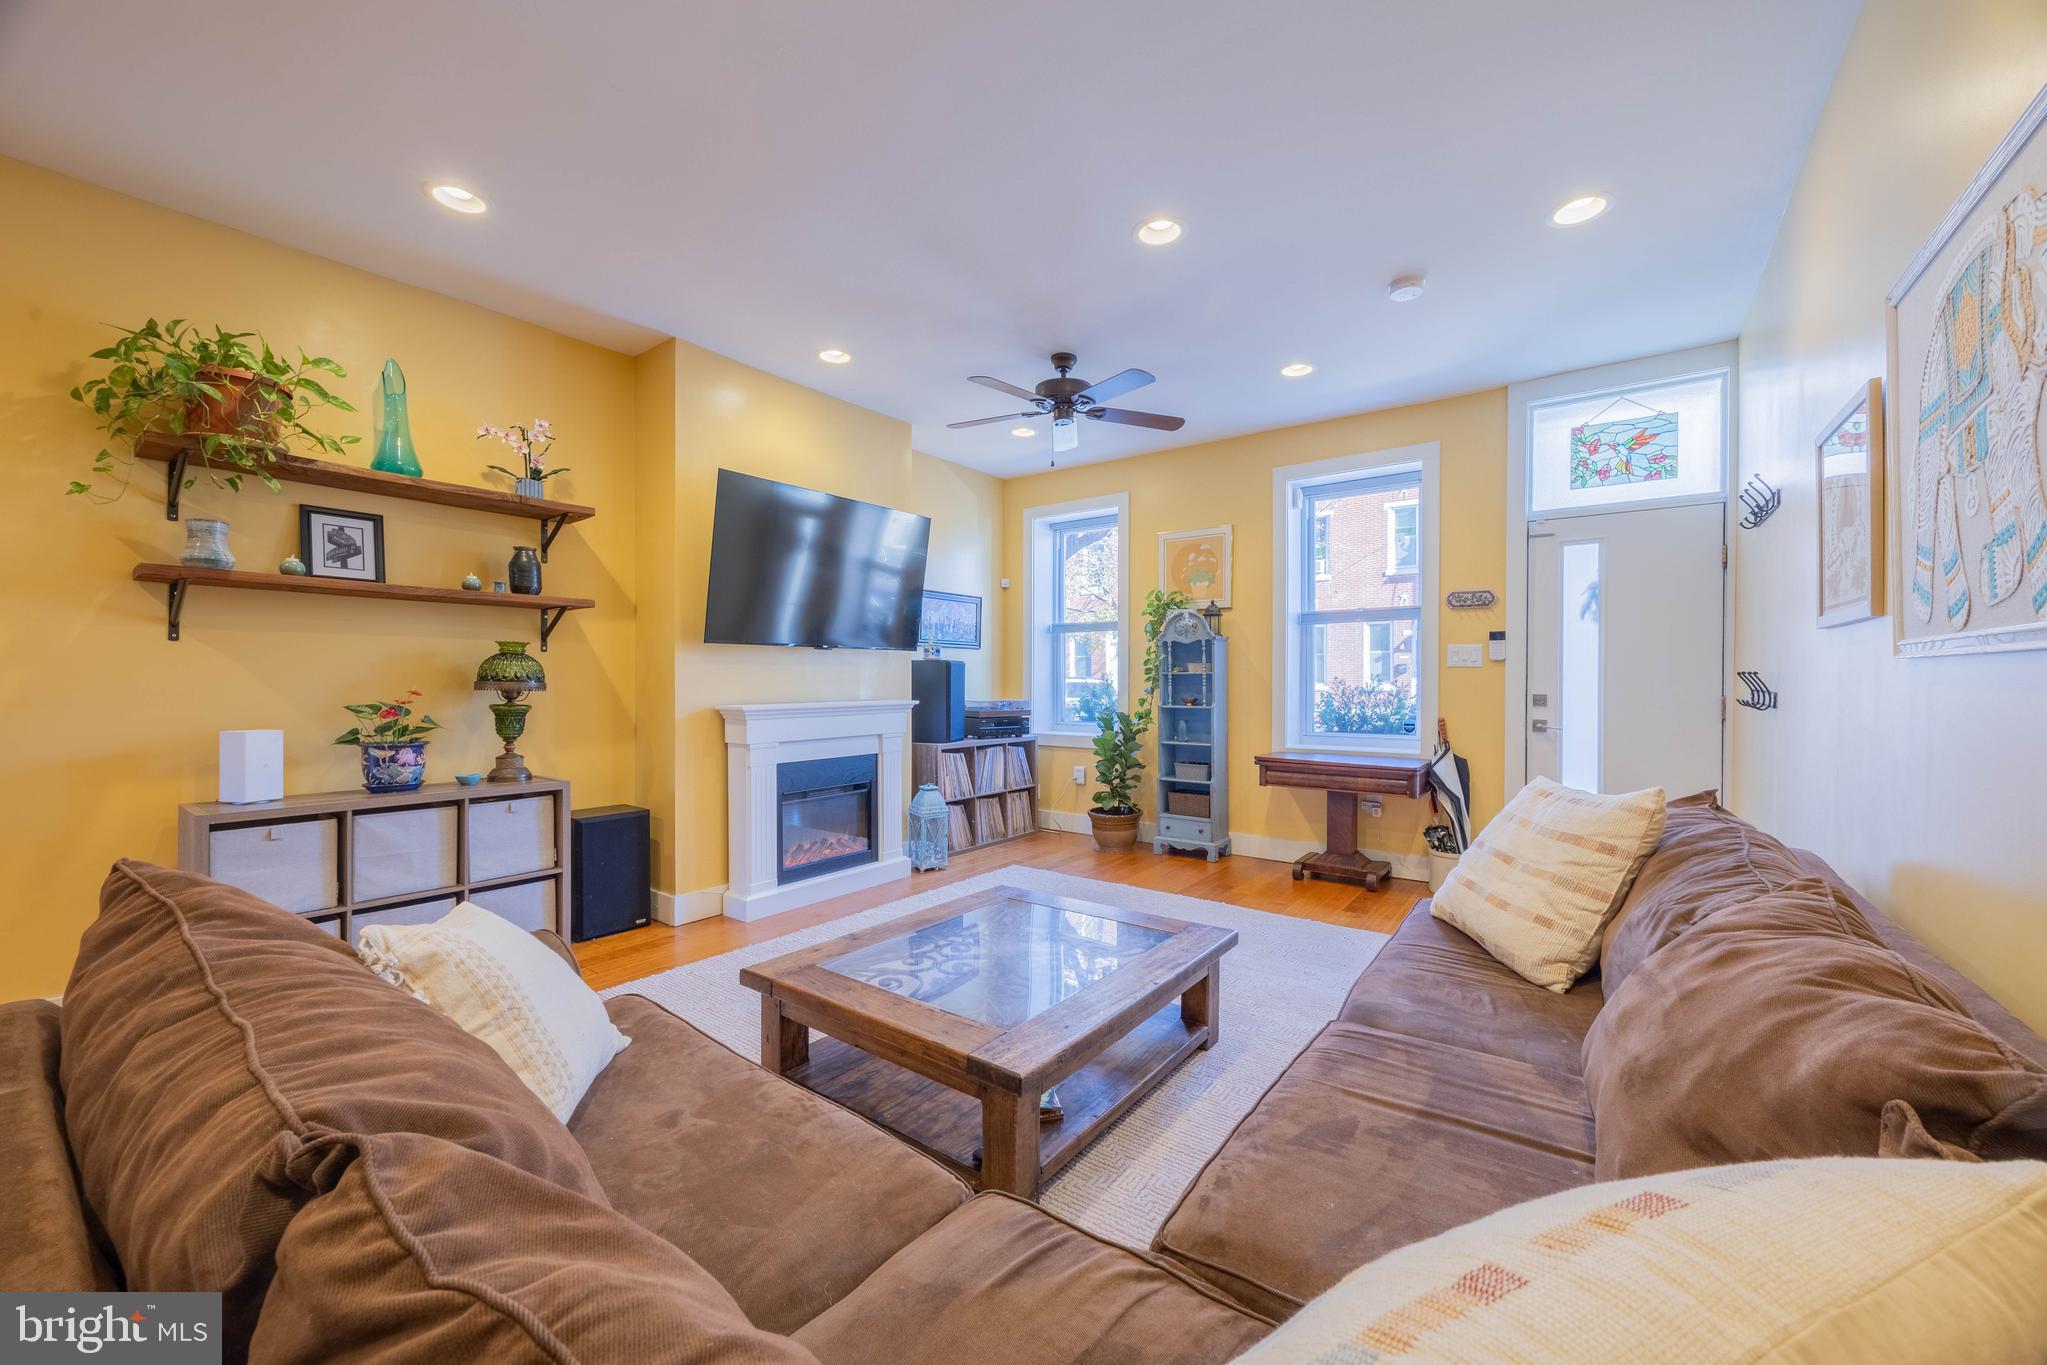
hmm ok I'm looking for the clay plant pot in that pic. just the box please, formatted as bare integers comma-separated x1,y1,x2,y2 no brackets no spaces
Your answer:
1088,808,1141,852
184,365,289,440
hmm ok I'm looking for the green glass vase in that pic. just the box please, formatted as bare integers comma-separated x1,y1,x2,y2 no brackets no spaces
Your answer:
370,358,423,477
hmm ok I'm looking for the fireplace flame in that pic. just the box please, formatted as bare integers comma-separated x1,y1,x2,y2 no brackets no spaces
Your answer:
784,829,870,869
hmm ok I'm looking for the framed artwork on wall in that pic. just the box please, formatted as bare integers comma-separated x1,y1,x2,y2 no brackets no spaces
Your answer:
299,505,385,583
1160,525,1232,607
917,589,982,649
1817,379,1885,627
1886,81,2047,656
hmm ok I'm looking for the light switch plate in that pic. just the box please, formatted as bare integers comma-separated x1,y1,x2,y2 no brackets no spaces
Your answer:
1446,643,1484,668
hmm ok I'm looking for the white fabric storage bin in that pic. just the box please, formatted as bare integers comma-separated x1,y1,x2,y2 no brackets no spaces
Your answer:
351,804,459,902
467,878,557,933
467,794,558,883
347,896,459,947
208,817,340,913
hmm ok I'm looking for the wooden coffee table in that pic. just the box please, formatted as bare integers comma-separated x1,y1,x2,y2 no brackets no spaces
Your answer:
739,885,1237,1198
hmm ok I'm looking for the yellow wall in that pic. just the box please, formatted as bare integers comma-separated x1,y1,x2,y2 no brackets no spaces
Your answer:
1000,391,1508,865
0,157,641,1000
635,339,1005,909
1730,0,2047,1031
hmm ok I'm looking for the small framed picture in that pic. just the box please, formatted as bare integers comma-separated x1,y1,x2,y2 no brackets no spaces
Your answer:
300,505,385,583
1817,379,1884,628
918,589,982,650
1160,525,1232,608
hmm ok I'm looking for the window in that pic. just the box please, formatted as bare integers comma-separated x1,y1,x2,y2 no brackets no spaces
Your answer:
1027,500,1126,735
1526,369,1728,516
1274,450,1433,753
1384,500,1418,574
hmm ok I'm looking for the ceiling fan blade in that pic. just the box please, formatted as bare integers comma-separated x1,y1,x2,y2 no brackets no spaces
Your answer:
1078,368,1155,404
1052,419,1079,453
969,375,1043,403
1087,407,1185,431
945,411,1041,430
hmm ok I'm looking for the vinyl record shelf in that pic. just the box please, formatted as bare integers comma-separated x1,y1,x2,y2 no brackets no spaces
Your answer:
913,735,1040,852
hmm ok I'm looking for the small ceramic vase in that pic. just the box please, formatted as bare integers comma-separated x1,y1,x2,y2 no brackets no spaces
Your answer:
278,555,308,576
181,518,234,570
461,573,483,591
508,546,542,595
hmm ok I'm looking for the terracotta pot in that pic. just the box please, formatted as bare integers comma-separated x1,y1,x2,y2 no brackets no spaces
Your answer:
184,365,288,439
1089,809,1141,852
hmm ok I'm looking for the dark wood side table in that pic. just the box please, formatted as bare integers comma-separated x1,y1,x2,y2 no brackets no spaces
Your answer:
1254,751,1428,890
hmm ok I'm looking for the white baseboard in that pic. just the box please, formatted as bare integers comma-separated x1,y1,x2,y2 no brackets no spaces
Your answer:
652,885,725,926
1036,808,1427,881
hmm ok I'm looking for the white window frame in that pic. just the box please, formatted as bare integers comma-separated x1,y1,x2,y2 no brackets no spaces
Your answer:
1023,493,1130,741
1272,442,1439,756
1384,499,1419,575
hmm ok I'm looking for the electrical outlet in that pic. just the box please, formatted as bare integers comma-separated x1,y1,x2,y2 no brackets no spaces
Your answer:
1072,764,1086,785
1362,797,1383,817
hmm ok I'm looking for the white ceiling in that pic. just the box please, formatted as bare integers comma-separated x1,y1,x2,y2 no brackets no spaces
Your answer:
0,1,1859,477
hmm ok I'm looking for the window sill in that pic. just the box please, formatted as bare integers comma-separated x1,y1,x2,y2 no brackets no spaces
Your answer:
1280,738,1423,759
1036,732,1098,750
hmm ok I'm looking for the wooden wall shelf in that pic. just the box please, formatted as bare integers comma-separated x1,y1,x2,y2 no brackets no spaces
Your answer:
134,431,595,562
132,563,594,650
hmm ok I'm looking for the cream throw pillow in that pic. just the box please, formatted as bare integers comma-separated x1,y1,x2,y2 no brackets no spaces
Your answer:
358,901,628,1122
1431,777,1664,991
1237,1157,2047,1364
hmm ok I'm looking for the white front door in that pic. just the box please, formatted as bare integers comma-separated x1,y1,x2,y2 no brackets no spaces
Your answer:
1526,501,1724,795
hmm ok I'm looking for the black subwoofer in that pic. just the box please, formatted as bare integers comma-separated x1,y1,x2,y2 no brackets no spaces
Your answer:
569,805,650,942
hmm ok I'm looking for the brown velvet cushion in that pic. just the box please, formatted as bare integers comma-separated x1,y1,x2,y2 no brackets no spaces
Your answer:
252,1131,818,1365
1338,905,1605,1075
793,1192,1270,1365
568,994,969,1332
1150,1021,1594,1321
1597,792,1859,996
0,1000,117,1291
1583,885,2047,1179
60,860,602,1357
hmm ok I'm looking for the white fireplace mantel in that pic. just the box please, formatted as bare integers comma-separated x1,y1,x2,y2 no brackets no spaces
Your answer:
719,700,916,921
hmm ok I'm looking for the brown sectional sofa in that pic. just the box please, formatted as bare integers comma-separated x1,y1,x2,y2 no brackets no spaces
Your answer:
4,796,2042,1362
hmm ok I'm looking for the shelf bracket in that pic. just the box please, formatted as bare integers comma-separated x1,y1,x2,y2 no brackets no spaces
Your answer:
538,513,569,563
538,605,567,652
163,450,190,522
166,578,188,641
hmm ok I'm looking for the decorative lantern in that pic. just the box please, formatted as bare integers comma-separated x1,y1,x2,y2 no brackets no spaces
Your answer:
474,640,547,783
907,783,950,871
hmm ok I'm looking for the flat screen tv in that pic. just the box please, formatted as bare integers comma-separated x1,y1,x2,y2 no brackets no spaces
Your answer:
703,469,932,650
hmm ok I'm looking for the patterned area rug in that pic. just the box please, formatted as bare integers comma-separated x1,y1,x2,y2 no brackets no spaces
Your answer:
603,866,1388,1249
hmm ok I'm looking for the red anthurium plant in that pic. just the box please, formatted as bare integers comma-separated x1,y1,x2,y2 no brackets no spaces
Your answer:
334,689,441,746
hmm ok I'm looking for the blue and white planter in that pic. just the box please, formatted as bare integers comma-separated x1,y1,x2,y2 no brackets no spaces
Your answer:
359,740,429,794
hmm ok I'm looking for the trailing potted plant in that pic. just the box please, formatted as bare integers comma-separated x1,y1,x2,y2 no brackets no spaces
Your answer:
335,689,441,794
1085,588,1194,851
478,418,569,498
68,319,357,502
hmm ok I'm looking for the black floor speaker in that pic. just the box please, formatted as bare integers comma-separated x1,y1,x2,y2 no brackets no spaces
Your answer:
912,657,966,743
569,805,650,942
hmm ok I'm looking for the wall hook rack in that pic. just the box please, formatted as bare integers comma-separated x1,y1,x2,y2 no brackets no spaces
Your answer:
1737,475,1781,529
1736,671,1778,711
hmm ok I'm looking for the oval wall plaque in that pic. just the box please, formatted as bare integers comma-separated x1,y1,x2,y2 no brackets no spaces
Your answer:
1445,589,1497,609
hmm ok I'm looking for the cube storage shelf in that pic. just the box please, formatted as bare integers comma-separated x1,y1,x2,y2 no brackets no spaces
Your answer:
178,777,572,945
912,735,1040,852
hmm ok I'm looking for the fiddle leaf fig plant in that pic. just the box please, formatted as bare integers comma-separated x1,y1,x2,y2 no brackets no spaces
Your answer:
68,319,358,503
1088,588,1196,817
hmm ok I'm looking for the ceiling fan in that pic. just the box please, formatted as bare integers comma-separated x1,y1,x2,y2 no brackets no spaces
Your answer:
947,351,1185,461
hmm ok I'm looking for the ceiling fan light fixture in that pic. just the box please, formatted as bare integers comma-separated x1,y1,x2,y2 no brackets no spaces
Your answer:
427,184,487,215
1135,217,1183,246
1011,426,1036,437
1279,362,1314,378
1550,194,1611,227
1387,274,1426,303
818,348,852,364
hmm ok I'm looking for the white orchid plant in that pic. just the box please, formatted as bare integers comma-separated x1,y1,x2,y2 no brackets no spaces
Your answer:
477,418,569,488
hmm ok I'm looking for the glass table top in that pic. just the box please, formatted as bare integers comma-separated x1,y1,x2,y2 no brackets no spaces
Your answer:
822,896,1176,1028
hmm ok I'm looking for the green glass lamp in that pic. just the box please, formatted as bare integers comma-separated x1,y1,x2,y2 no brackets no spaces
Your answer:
475,641,546,783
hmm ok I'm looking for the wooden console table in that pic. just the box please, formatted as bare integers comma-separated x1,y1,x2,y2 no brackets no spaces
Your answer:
1254,751,1428,890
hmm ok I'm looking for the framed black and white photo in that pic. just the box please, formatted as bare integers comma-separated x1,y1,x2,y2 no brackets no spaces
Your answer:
300,505,385,583
917,589,982,649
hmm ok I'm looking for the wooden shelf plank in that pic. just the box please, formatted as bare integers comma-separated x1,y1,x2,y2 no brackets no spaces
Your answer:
133,563,594,611
135,431,595,527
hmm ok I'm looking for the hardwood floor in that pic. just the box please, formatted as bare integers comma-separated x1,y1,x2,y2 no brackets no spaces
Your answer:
573,831,1427,990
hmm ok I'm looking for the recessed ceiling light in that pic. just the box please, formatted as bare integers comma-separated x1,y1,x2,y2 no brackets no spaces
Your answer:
1279,362,1314,378
427,184,487,215
1135,217,1183,246
1011,426,1037,437
1550,194,1611,227
818,348,852,364
1388,274,1426,303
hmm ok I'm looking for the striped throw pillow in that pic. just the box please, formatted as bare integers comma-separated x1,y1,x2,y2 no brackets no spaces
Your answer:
1431,777,1665,991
